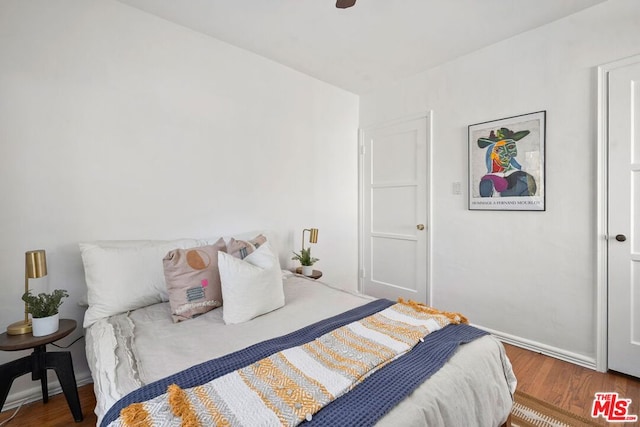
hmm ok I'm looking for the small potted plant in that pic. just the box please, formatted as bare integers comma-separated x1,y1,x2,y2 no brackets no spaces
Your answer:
291,247,319,276
22,289,69,336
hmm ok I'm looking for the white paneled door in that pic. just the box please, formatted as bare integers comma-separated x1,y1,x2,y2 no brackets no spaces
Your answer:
360,115,429,303
608,61,640,378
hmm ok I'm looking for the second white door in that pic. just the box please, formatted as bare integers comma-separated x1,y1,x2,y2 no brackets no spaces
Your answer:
360,115,429,303
608,60,640,378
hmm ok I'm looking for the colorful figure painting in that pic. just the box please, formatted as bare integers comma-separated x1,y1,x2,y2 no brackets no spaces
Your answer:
468,111,545,211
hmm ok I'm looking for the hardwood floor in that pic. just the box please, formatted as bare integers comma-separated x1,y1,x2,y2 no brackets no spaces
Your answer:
0,384,96,427
1,344,638,426
504,344,640,426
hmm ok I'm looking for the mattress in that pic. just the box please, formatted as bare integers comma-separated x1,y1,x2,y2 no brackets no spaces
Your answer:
86,273,516,426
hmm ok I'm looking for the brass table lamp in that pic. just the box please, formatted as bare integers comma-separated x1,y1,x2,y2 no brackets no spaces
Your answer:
302,228,318,250
7,249,48,335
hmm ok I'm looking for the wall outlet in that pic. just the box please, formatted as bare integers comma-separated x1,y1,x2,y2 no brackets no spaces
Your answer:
452,181,462,195
451,181,462,196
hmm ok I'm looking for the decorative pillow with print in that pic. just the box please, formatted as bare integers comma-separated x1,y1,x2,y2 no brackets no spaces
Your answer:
226,234,267,259
163,237,227,322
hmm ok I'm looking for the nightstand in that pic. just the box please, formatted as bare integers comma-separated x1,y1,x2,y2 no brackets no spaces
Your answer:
0,319,83,422
292,267,323,280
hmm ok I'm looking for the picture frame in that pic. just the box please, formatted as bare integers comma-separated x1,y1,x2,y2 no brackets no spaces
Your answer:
468,111,546,211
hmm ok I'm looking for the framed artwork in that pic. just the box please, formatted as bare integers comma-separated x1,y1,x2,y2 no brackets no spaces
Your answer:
468,111,546,211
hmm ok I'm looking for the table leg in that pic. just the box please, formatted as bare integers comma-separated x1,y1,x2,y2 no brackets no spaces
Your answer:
0,355,31,412
40,372,49,403
0,348,82,422
32,346,48,403
45,352,83,422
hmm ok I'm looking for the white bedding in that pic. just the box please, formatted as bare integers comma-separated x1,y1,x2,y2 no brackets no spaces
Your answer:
86,273,516,426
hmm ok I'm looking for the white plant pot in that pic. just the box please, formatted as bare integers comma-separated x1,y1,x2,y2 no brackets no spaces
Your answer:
302,265,314,276
32,313,59,337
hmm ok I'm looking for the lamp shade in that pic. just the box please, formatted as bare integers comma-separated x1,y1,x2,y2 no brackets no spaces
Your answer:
26,250,47,279
308,228,318,244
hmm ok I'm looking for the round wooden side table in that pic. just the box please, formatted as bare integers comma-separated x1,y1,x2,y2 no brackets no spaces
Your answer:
292,267,323,280
0,319,83,422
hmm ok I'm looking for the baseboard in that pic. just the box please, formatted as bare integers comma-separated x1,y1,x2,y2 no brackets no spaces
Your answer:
2,370,93,412
476,324,597,370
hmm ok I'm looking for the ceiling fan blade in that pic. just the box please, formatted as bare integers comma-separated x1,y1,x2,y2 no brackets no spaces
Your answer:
336,0,356,9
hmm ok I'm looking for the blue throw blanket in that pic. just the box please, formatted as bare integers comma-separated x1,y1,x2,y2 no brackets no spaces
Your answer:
102,299,487,426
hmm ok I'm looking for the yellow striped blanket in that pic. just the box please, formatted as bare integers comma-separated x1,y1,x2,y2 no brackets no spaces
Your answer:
109,300,467,427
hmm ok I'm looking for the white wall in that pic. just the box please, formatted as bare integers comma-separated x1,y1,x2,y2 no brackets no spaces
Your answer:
0,0,358,406
360,0,640,364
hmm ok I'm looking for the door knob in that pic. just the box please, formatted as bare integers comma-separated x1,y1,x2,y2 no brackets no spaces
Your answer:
417,224,425,230
615,234,627,242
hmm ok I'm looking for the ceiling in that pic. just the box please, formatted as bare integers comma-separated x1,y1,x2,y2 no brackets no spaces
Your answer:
117,0,605,95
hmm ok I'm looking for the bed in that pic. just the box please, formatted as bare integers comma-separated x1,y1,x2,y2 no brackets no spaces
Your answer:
80,234,516,427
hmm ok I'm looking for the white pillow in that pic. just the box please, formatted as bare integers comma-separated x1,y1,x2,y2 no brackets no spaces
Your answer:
80,239,202,327
218,241,285,325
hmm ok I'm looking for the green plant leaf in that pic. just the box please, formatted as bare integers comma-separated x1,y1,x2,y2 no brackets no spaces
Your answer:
291,247,319,266
21,289,69,318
